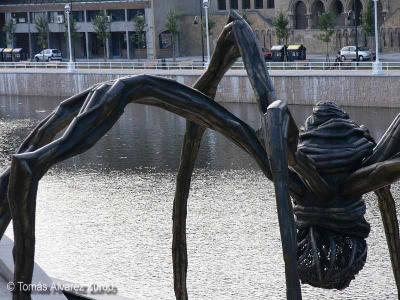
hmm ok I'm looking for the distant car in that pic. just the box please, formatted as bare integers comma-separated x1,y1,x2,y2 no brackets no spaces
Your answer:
340,46,372,61
34,49,62,62
262,48,272,61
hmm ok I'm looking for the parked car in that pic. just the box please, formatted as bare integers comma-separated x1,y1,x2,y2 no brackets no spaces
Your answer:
262,48,272,61
340,46,372,61
34,49,62,62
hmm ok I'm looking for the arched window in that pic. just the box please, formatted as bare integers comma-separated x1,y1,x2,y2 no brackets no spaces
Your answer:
231,0,238,10
349,0,363,26
255,0,263,9
218,0,227,10
294,1,307,29
330,0,344,26
311,0,325,29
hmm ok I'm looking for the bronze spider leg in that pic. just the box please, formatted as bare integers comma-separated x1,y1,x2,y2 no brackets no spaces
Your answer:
172,10,323,299
8,75,275,300
172,14,241,300
264,100,303,300
172,10,284,299
172,10,280,298
343,114,400,296
0,87,92,238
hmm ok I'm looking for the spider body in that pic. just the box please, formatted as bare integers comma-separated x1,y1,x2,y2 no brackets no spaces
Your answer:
293,102,376,289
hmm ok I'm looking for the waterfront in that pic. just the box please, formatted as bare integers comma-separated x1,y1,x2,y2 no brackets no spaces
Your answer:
0,95,399,299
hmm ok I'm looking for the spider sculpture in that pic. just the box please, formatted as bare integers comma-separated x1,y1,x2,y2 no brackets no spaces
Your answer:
0,11,400,300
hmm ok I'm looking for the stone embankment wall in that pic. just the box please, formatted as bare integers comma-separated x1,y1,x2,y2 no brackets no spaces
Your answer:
0,70,399,107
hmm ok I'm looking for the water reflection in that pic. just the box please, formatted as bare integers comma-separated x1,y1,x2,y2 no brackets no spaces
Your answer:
0,95,399,299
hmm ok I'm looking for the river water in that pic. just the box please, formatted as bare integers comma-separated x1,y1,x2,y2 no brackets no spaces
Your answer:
0,95,399,299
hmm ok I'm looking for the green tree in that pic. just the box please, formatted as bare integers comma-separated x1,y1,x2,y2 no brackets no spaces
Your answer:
361,1,373,47
35,15,49,50
273,12,289,45
64,16,80,60
93,13,110,60
3,20,15,47
317,12,336,61
242,11,252,27
131,14,146,49
165,9,180,62
201,17,215,38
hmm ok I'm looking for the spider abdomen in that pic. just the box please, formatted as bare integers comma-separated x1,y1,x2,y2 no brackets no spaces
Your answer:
293,102,375,290
298,118,375,175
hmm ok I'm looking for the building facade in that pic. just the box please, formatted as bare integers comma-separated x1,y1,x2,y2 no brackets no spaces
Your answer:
207,0,400,53
0,0,197,60
0,0,398,60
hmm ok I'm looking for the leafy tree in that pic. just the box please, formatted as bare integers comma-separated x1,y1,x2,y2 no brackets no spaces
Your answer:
64,16,80,43
3,20,15,47
64,15,80,60
165,9,180,61
317,12,336,61
242,11,252,27
35,15,49,50
273,12,289,45
361,1,373,46
131,14,146,49
93,13,110,60
201,17,215,38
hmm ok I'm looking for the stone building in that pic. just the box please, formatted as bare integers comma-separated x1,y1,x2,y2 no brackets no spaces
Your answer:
203,0,400,54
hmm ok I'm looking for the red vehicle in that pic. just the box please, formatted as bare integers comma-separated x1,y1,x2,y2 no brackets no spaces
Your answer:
262,48,272,61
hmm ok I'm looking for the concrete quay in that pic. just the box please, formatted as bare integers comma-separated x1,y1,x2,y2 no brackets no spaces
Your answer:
0,69,399,107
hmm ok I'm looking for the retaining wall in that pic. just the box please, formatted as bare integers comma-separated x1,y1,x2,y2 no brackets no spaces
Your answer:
0,70,399,107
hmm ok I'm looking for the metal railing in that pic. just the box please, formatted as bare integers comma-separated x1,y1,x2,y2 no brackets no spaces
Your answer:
0,61,399,71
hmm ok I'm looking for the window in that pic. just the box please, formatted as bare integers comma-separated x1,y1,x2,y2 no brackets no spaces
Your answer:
267,0,275,8
159,31,172,49
11,12,28,23
131,31,147,49
46,11,63,23
294,1,307,29
218,0,227,10
242,0,250,9
127,9,145,21
107,9,125,22
72,11,84,22
87,10,102,22
255,0,263,9
230,0,238,9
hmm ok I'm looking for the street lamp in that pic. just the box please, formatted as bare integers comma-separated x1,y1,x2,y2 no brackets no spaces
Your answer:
203,0,210,67
372,0,384,75
65,3,74,72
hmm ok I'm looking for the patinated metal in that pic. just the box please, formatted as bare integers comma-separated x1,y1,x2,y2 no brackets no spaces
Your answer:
1,11,400,300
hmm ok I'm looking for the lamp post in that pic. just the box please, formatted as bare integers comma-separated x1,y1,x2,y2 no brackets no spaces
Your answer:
65,3,74,72
354,0,359,62
203,0,210,67
200,0,205,63
372,0,384,75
